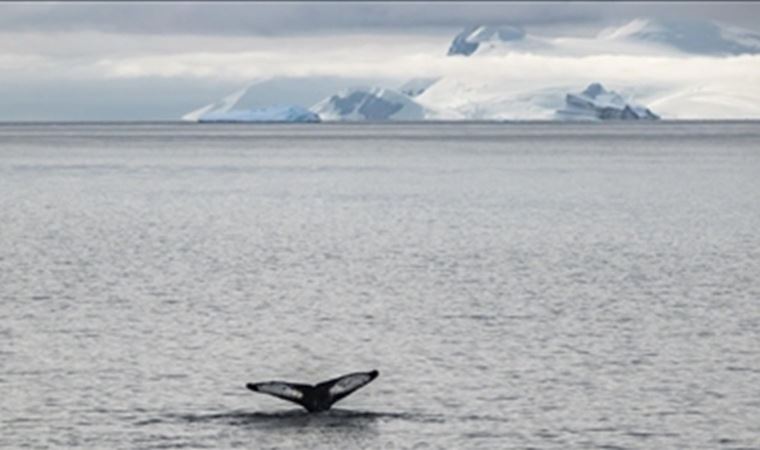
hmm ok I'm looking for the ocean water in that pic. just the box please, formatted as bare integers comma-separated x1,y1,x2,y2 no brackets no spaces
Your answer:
1,122,759,449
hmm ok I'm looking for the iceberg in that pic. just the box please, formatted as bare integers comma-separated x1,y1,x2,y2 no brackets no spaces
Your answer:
181,76,389,122
197,105,320,123
556,83,659,121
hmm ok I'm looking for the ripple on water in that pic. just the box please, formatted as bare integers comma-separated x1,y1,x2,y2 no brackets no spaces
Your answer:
146,408,445,428
3,122,760,449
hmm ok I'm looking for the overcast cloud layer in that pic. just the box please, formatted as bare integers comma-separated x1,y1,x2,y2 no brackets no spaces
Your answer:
3,2,760,35
1,2,759,120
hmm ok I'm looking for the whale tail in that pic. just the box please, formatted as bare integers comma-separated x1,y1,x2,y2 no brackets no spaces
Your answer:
317,370,379,404
246,369,379,412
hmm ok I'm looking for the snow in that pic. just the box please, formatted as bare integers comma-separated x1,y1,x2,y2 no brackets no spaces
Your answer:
452,18,760,58
448,26,526,56
181,76,388,122
398,78,439,97
311,86,428,121
556,83,659,121
182,85,250,122
421,19,760,119
415,77,564,120
643,83,760,119
415,80,659,121
181,18,760,122
197,105,320,123
599,18,760,55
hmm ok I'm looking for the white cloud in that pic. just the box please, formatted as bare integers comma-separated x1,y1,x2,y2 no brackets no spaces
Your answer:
87,45,760,88
3,22,759,88
0,30,447,81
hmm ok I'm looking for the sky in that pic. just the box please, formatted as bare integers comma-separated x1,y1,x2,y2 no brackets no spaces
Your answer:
1,1,759,120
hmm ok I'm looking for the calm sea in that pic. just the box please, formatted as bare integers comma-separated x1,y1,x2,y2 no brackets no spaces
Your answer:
1,122,759,449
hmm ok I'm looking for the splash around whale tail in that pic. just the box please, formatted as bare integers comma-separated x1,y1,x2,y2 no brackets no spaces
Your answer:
246,370,379,412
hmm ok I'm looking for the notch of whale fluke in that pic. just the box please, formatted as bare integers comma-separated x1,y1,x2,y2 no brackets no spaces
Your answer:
246,370,379,412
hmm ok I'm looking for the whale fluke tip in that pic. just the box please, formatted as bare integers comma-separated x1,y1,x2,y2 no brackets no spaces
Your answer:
246,370,379,412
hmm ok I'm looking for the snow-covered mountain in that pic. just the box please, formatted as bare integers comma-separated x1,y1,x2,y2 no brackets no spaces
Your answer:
311,86,428,121
600,18,760,55
197,105,320,123
448,19,760,57
643,83,760,120
182,85,249,122
182,18,760,122
415,80,660,121
398,78,439,97
556,83,659,120
418,18,760,119
448,26,527,56
182,76,390,122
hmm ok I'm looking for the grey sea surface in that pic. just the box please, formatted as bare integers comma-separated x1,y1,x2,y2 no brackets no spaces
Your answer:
1,122,759,449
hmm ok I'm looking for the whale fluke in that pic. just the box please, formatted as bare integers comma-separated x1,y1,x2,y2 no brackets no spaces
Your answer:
246,370,379,412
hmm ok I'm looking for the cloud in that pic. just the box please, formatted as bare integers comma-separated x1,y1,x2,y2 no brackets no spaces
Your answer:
0,31,446,82
1,2,759,36
90,48,760,89
3,27,758,87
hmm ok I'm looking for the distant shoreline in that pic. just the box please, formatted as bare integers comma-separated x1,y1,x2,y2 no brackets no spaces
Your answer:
2,119,760,126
